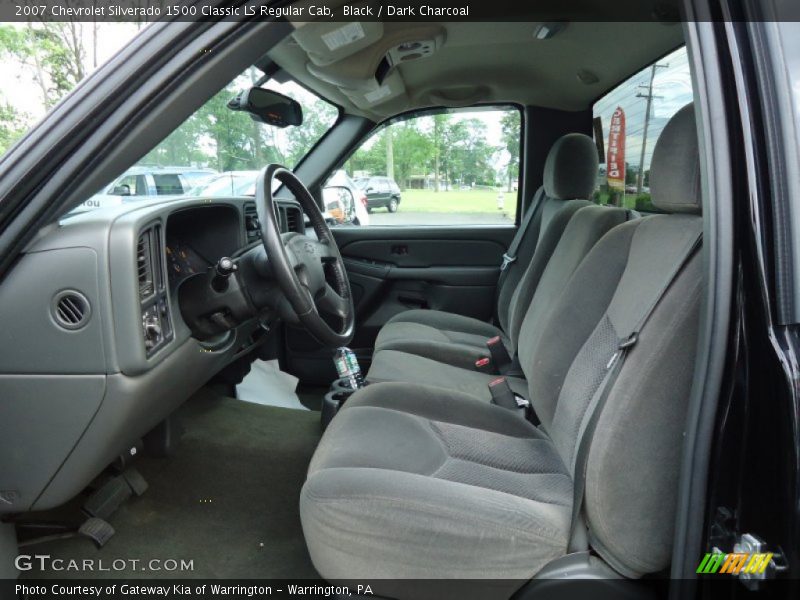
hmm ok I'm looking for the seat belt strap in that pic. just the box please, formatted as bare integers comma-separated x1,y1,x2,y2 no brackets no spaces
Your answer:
493,187,547,325
567,229,702,548
498,186,546,279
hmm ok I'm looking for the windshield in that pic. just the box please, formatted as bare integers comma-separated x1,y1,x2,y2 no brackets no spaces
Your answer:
68,67,337,215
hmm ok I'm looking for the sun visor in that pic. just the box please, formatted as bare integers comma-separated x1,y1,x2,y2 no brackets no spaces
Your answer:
292,21,384,66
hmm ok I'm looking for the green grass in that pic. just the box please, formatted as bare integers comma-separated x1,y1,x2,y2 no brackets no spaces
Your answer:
399,188,517,215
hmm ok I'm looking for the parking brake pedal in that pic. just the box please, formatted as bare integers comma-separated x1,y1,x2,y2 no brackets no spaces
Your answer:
78,517,115,548
83,467,148,520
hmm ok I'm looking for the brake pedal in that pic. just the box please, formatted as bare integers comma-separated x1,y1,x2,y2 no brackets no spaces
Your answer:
78,517,115,548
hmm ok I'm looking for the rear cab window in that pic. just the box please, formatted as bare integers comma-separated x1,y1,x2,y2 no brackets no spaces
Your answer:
593,46,693,211
344,106,522,226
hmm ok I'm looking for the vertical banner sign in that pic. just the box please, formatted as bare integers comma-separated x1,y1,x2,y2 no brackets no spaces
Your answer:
606,107,626,191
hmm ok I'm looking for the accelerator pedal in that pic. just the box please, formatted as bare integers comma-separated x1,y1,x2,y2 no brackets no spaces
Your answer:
78,517,115,548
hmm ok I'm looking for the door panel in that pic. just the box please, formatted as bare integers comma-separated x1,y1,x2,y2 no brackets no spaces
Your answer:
284,225,515,385
340,238,504,267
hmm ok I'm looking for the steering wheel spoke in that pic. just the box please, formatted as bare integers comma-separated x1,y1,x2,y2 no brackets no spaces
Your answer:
316,240,337,261
317,283,350,319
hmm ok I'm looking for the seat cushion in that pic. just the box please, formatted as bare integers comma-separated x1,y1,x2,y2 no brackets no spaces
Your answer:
301,383,572,590
373,309,505,369
367,348,527,401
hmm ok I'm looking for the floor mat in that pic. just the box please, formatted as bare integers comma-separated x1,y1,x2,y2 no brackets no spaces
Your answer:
24,388,323,579
296,384,327,412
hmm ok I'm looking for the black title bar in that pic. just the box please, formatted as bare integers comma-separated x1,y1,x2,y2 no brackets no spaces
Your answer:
0,0,799,23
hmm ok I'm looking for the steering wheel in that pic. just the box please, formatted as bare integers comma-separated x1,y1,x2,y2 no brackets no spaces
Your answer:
255,164,355,347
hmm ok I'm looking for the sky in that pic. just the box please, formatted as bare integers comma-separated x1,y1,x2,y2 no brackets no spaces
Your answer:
594,46,693,175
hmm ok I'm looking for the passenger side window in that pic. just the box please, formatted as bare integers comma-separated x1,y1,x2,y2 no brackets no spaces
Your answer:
592,46,693,211
344,107,521,226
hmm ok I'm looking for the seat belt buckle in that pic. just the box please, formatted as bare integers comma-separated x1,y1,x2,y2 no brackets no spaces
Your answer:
475,357,492,372
488,377,520,410
500,253,516,271
486,336,512,371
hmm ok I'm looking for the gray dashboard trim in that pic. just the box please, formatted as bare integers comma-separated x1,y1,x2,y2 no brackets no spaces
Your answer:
0,374,105,513
31,330,255,512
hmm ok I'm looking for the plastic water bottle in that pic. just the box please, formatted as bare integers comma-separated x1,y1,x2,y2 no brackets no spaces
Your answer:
334,347,364,389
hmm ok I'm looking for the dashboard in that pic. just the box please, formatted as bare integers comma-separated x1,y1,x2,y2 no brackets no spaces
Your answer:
0,194,305,515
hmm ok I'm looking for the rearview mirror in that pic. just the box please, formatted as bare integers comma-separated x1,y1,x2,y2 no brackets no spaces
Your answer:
227,88,303,128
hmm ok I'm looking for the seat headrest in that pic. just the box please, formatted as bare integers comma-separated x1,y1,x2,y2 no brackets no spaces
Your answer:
650,104,702,215
543,133,599,200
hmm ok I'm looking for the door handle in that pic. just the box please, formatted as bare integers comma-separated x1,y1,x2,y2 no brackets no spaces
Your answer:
391,244,409,256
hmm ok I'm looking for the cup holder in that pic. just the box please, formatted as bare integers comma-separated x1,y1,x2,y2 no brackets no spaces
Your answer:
320,377,369,429
321,390,352,429
331,376,355,394
330,391,350,403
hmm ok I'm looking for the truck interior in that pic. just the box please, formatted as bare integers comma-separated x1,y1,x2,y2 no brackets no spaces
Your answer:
0,7,760,599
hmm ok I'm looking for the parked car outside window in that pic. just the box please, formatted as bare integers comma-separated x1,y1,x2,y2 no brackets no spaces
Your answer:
70,167,218,215
354,176,402,213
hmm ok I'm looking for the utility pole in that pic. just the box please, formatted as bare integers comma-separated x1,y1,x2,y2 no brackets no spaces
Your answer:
636,63,667,194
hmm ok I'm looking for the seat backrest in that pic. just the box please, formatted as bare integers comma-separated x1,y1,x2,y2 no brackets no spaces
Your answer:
520,104,702,576
511,203,630,353
497,133,599,338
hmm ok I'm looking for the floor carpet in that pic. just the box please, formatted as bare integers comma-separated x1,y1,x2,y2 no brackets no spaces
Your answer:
24,388,323,579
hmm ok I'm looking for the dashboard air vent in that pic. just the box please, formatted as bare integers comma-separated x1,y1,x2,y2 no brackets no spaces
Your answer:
137,231,154,299
243,201,261,243
53,291,91,330
137,225,163,299
285,207,302,233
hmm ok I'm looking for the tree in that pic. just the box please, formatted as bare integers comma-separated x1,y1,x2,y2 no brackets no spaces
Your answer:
347,129,387,176
0,101,30,154
347,120,432,189
281,98,337,166
625,162,637,185
500,111,520,191
0,23,87,111
432,114,444,191
391,121,433,189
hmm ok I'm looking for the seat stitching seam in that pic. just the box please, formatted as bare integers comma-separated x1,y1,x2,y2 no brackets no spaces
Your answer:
342,403,537,439
303,488,569,542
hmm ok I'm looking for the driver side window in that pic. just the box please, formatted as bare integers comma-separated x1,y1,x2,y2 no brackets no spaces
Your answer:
340,107,521,227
